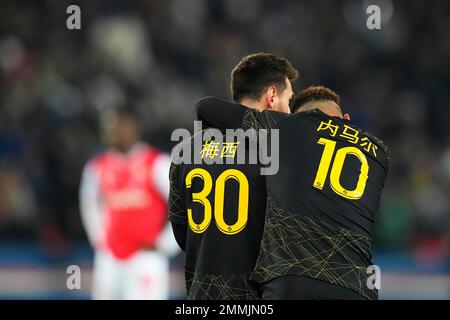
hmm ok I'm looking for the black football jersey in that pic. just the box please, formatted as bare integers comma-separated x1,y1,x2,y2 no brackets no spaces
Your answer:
169,97,285,300
250,110,390,300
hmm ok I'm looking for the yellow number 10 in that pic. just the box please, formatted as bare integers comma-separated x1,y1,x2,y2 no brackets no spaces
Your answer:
185,168,249,235
313,138,369,200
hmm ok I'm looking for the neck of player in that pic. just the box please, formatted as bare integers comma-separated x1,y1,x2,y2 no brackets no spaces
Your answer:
239,98,267,111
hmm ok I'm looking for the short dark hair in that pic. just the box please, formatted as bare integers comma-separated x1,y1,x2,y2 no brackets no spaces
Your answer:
113,105,137,119
292,86,341,113
231,52,298,102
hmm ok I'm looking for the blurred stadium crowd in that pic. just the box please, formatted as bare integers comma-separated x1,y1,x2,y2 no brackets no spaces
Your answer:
0,0,449,297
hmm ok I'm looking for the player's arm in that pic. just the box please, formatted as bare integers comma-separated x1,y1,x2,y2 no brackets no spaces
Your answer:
168,161,188,251
79,161,104,249
151,153,180,257
196,96,247,129
152,153,171,199
195,96,288,130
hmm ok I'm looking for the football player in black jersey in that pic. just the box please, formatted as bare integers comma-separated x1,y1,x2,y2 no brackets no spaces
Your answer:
253,86,390,300
168,53,298,299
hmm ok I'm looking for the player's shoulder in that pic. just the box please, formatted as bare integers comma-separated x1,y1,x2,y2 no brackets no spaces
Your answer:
331,116,390,158
275,109,326,131
242,109,288,130
135,142,164,158
355,126,391,171
86,148,110,169
173,131,197,153
196,96,247,129
328,114,391,171
170,135,195,169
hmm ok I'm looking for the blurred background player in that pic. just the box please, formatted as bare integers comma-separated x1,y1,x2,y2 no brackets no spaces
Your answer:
79,106,178,300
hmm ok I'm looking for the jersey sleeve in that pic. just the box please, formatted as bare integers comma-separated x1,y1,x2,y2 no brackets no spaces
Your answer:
79,160,104,249
151,153,171,199
195,96,289,131
168,161,188,251
168,162,187,225
196,96,247,129
151,153,182,256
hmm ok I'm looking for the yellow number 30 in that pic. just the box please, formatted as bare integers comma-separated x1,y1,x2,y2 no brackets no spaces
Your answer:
313,138,369,200
185,168,249,235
